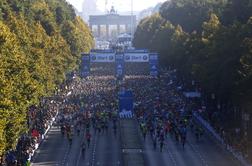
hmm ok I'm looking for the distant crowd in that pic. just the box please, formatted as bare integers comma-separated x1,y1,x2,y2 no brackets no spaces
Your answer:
1,62,250,165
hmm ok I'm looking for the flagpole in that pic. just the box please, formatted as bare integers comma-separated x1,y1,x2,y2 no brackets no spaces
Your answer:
105,0,107,13
131,0,133,38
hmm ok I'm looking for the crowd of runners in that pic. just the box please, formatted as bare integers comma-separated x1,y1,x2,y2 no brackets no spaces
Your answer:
131,74,204,152
55,63,206,155
56,75,119,154
2,61,207,166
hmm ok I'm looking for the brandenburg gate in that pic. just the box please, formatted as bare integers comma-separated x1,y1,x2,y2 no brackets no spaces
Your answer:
89,7,137,40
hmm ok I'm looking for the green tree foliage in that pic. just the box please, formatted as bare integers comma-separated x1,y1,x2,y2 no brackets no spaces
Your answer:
133,14,167,49
159,0,227,33
0,0,93,155
0,21,32,152
133,0,252,108
222,0,252,25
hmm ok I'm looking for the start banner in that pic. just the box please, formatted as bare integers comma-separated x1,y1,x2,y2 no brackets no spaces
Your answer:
124,53,149,62
90,53,115,62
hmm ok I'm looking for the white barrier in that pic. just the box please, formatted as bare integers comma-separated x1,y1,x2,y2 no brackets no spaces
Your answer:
119,110,133,119
193,112,251,166
30,111,58,161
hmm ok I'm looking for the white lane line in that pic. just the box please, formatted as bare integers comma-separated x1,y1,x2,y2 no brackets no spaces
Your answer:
165,145,177,166
76,148,82,166
91,134,98,166
61,144,70,166
164,137,177,166
188,142,209,166
76,130,84,166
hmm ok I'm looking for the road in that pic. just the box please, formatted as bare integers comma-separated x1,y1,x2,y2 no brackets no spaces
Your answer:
32,122,121,166
143,128,242,166
32,119,243,166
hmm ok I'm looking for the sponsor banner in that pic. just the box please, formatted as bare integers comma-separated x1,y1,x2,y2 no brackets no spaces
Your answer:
90,53,115,62
124,53,149,62
183,92,201,98
149,53,159,77
80,53,90,78
115,54,124,79
119,90,133,113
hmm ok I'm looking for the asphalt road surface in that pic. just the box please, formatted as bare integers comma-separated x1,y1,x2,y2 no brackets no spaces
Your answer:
32,119,243,166
143,128,242,166
32,122,121,166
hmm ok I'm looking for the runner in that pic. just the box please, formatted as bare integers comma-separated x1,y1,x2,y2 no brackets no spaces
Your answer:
67,131,73,146
81,141,86,158
113,122,117,136
152,135,157,150
180,126,187,149
86,132,91,148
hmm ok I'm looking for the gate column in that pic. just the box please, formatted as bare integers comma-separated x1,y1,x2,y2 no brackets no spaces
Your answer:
117,24,120,35
106,24,109,40
98,24,101,38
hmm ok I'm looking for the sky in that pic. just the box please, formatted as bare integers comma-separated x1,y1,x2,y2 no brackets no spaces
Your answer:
66,0,167,12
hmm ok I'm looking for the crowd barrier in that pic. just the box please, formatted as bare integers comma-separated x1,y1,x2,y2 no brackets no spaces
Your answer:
193,112,251,166
29,112,58,161
119,110,134,119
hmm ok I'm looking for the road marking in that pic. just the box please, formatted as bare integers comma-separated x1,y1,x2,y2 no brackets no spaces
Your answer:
91,134,98,166
167,148,177,166
164,138,177,166
61,144,70,166
189,143,209,166
76,146,82,166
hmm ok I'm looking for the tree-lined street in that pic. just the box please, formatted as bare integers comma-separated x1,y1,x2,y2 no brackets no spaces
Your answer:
1,0,252,165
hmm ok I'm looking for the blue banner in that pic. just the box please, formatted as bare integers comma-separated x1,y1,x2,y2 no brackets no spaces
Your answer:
80,53,90,78
119,90,133,112
115,53,124,79
149,53,159,77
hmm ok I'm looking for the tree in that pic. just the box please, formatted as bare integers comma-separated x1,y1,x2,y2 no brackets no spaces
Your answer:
133,14,167,49
0,20,32,151
222,0,252,25
0,0,93,155
159,0,227,33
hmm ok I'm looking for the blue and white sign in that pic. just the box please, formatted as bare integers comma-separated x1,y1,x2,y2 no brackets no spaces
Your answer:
80,53,90,78
90,53,115,62
149,53,159,77
124,53,149,62
115,54,124,79
119,90,133,114
183,92,201,98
